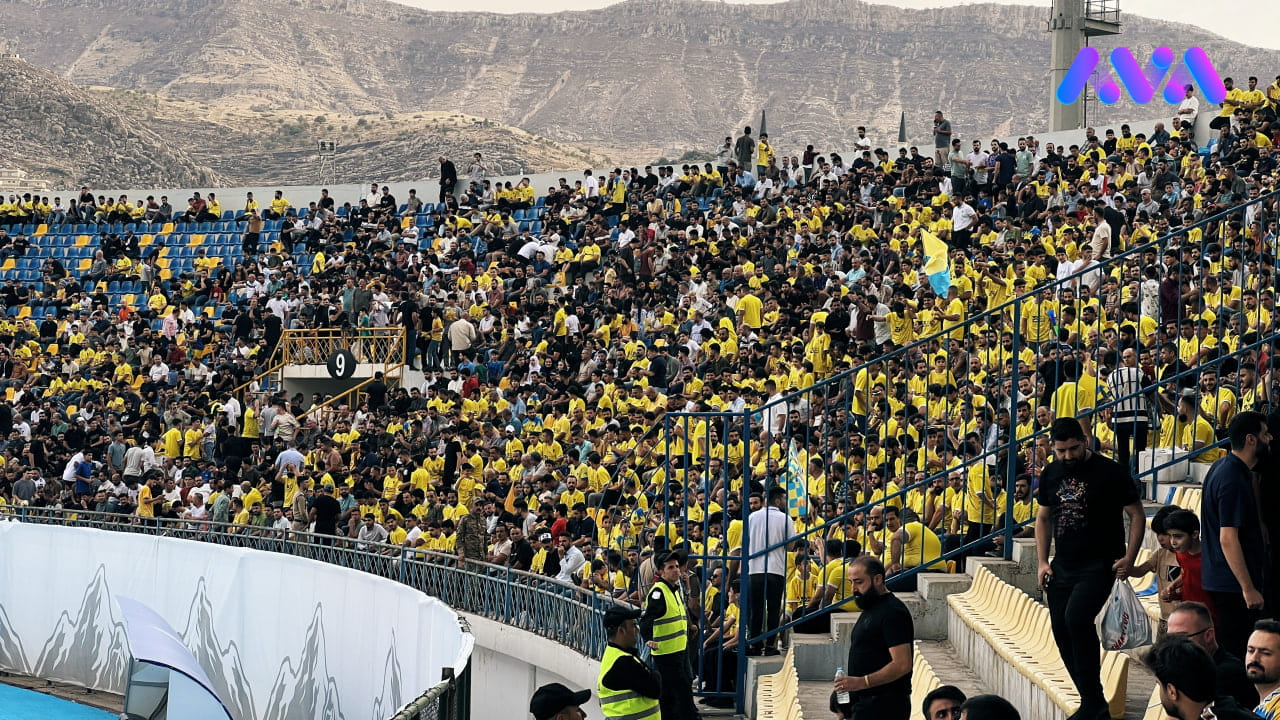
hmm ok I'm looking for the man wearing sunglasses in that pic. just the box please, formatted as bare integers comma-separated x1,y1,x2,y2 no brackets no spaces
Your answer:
1166,602,1255,709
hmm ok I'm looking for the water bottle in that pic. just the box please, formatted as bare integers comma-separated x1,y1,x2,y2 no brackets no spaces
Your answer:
835,666,850,704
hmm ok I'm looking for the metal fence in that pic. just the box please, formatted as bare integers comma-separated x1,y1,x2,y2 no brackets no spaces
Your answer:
0,506,622,720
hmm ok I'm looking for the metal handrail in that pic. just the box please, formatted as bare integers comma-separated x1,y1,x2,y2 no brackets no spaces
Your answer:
1,506,623,661
298,360,406,423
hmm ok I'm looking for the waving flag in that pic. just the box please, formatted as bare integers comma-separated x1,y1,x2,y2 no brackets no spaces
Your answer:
785,439,809,520
921,230,952,296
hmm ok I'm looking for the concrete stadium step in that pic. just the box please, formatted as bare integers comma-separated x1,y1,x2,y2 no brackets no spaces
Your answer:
915,640,988,699
797,679,836,719
795,643,985,720
1120,649,1158,720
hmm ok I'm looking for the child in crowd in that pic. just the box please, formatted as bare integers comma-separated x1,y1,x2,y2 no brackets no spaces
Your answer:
1130,505,1182,636
1165,509,1213,620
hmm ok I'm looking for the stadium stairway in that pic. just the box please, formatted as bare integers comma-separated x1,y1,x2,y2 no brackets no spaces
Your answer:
767,537,1157,720
754,540,1034,715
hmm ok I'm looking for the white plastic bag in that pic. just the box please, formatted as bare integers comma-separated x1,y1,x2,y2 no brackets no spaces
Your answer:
1096,578,1152,650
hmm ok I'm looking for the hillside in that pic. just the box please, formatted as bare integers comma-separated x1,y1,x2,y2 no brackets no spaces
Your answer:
96,92,613,185
1,0,1277,171
0,55,223,188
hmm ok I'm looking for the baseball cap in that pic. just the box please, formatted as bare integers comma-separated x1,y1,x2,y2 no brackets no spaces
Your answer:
602,606,642,631
529,684,591,720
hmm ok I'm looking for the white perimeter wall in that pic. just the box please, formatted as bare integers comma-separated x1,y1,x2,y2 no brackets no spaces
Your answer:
0,521,471,720
461,613,602,720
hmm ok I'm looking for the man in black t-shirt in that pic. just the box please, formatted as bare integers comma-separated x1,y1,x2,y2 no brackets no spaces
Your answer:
831,556,914,720
310,483,342,538
1035,418,1145,720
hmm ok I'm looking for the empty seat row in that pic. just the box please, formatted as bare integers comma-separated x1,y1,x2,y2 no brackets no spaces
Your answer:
756,646,800,720
947,566,1129,720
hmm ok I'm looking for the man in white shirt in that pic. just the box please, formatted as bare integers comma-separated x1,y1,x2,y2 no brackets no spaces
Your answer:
967,140,991,190
853,126,872,153
554,534,587,584
583,170,599,199
1076,245,1102,293
744,486,797,655
951,197,978,250
1175,84,1200,130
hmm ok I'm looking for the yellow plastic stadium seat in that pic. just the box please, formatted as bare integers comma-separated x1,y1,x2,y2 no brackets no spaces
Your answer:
78,258,92,271
203,306,216,317
160,269,173,280
1142,684,1165,720
0,259,13,271
947,559,957,574
188,234,205,247
75,235,91,247
122,294,135,307
1169,487,1186,509
34,224,47,236
17,306,30,318
158,246,171,257
161,223,174,235
45,344,58,356
140,234,155,247
3,388,13,401
132,375,145,389
1183,489,1202,516
65,405,77,418
156,258,171,269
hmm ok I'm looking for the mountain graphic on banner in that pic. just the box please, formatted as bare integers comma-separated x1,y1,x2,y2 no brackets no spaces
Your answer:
32,565,129,693
262,605,346,720
180,578,258,720
0,604,30,675
370,632,405,719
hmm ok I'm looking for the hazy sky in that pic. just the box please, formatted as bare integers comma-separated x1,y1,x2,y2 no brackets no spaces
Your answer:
391,0,1280,51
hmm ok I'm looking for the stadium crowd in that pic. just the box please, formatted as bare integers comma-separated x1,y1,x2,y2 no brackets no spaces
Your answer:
4,80,1280,716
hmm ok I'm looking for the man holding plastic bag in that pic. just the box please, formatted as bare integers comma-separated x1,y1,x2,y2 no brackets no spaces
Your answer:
1036,418,1147,720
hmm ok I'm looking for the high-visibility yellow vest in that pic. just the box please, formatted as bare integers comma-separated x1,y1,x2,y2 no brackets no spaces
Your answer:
597,644,661,720
649,581,688,655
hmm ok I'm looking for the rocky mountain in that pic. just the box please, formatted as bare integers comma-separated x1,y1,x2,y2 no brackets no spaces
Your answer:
0,55,224,188
2,0,1278,174
133,100,614,185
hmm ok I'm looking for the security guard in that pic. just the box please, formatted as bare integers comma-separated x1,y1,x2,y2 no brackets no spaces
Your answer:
641,550,700,720
529,682,591,720
598,606,662,720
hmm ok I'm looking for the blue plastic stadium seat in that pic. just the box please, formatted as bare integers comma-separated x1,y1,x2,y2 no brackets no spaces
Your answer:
221,211,234,221
534,196,545,209
198,222,213,233
532,221,543,234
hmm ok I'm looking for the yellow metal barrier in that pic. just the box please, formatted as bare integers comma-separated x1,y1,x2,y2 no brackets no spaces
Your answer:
278,327,406,367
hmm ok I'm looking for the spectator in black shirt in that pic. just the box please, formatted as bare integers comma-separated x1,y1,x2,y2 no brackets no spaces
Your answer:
310,483,342,536
1144,634,1259,720
1036,418,1145,720
566,502,597,548
439,157,458,203
831,556,914,720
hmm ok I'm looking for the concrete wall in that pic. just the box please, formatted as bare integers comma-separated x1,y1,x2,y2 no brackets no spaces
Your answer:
460,613,601,720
